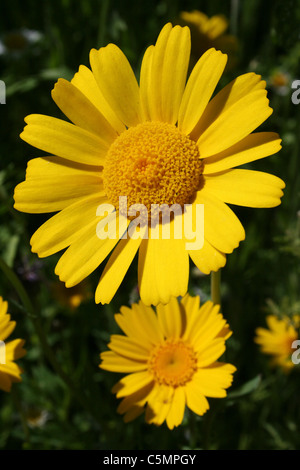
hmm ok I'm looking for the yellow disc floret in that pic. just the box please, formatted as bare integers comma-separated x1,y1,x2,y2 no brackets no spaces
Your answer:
148,339,198,387
103,121,203,218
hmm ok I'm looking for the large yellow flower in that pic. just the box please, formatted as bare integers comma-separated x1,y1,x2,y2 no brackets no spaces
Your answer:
14,23,284,306
255,315,300,372
100,294,236,429
0,297,26,392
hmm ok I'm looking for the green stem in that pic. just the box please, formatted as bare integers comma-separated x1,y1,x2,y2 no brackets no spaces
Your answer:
211,270,221,306
0,257,101,423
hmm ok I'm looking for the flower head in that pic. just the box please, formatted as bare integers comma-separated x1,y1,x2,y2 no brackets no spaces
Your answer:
0,297,26,392
100,294,236,429
254,315,300,372
14,23,284,306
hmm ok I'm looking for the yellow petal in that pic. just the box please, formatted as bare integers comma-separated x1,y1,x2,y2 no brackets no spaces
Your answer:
100,351,147,373
108,335,150,361
195,189,245,253
197,89,272,157
113,371,153,398
185,382,210,416
191,72,267,142
139,45,154,121
5,339,26,361
115,302,164,347
14,172,104,214
71,65,126,134
51,78,117,142
156,296,184,339
178,48,227,135
90,44,141,127
20,114,109,165
165,387,186,430
146,24,191,124
0,320,16,342
30,193,107,257
145,384,173,425
0,372,14,392
203,132,282,174
204,169,285,208
95,226,145,305
189,237,226,275
196,338,226,367
192,363,236,397
55,212,128,287
138,221,189,306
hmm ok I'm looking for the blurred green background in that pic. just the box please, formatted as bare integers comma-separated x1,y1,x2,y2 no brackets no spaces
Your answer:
1,0,300,450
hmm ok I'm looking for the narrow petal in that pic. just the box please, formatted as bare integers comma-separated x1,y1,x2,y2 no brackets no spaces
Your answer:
195,188,245,253
55,212,128,287
14,174,104,214
108,335,150,361
145,385,173,425
113,371,153,398
71,65,126,134
156,296,184,339
30,193,107,257
138,220,189,306
192,363,236,397
95,226,145,305
197,89,272,158
51,78,117,141
0,320,16,342
185,382,210,416
203,132,282,174
166,387,186,429
100,351,147,373
115,302,164,347
90,44,141,127
146,23,191,124
189,239,226,275
196,338,226,367
204,169,285,208
191,72,267,142
139,45,154,121
20,115,109,165
178,48,227,135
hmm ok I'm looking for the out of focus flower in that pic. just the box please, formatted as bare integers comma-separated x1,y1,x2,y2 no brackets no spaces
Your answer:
0,29,42,57
26,408,50,428
0,297,26,392
178,10,238,68
254,315,300,372
51,280,92,311
269,69,291,96
100,294,236,429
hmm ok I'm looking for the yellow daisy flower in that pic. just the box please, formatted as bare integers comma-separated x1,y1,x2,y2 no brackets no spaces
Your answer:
100,294,236,429
254,315,300,372
14,23,284,306
0,297,26,392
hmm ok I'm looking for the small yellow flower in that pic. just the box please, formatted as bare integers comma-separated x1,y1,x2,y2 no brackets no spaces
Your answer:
178,10,238,67
51,280,92,311
100,294,236,429
0,297,26,392
254,315,300,372
14,23,284,307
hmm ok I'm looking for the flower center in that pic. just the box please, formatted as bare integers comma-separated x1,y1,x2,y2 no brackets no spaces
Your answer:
148,339,198,387
103,121,204,218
